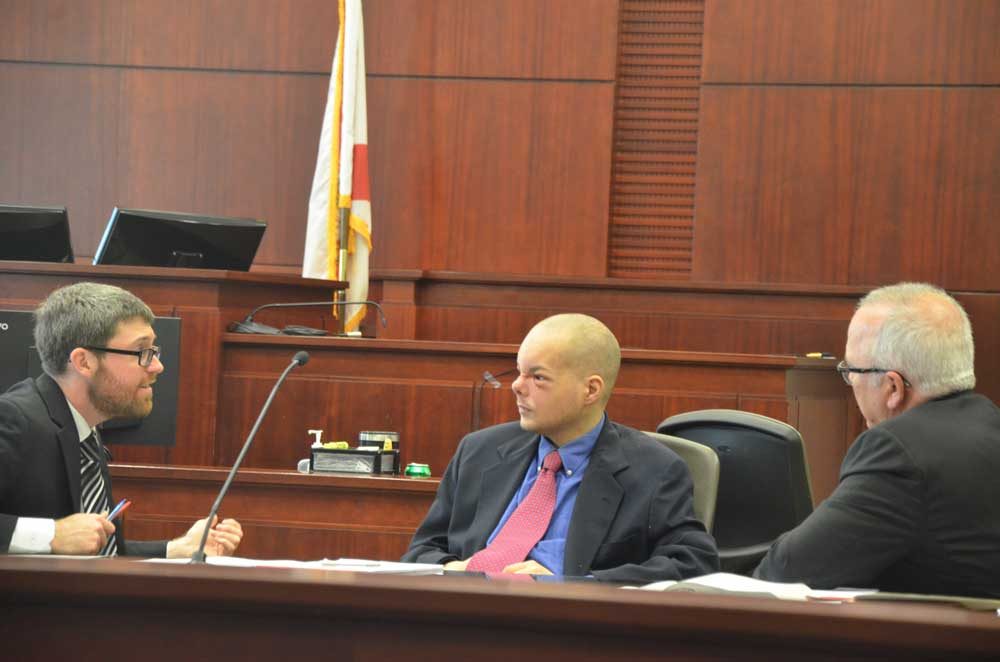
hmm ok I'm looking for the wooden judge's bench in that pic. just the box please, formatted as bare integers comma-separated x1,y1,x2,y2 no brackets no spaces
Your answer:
1,262,864,561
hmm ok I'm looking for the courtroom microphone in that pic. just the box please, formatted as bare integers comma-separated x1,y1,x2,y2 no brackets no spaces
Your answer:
470,368,518,432
191,350,310,563
227,300,388,336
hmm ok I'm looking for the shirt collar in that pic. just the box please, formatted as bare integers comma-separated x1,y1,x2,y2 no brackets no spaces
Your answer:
538,413,606,475
65,399,96,444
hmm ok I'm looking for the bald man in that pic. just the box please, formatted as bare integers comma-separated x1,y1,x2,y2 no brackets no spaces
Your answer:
402,314,718,583
755,283,1000,598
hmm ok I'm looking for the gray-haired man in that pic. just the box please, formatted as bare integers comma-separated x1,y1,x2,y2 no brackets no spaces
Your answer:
755,282,1000,598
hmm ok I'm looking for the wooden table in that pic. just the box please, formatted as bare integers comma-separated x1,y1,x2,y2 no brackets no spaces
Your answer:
1,556,998,660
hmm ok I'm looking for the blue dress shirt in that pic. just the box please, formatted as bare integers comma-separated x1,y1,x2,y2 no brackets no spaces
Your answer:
484,415,606,575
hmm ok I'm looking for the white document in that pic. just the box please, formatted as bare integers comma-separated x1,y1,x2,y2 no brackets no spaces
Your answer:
142,556,443,575
144,557,324,569
631,572,875,601
320,558,444,575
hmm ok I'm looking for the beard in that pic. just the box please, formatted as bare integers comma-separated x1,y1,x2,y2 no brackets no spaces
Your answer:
88,364,154,421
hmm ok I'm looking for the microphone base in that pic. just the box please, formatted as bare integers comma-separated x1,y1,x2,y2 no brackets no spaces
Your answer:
228,319,281,334
282,325,327,336
228,319,364,338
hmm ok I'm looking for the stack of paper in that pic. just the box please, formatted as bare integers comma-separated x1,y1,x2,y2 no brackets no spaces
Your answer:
631,572,875,602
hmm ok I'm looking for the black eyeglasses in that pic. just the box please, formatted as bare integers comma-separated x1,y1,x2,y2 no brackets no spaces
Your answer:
835,360,910,387
84,345,161,367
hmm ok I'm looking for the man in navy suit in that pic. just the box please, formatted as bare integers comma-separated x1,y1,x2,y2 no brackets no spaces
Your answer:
403,313,718,583
0,282,242,557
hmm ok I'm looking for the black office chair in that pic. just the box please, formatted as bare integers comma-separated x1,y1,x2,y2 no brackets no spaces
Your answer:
657,409,813,575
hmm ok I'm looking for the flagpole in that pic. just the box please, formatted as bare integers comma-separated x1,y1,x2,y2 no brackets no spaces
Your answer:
304,0,372,337
334,207,350,334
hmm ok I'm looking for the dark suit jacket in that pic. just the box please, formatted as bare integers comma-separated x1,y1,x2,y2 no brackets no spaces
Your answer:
755,390,1000,598
0,375,167,556
402,420,719,583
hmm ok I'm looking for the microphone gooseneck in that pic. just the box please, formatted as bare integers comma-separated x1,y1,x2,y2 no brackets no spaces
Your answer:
470,367,518,432
228,300,388,335
191,351,308,562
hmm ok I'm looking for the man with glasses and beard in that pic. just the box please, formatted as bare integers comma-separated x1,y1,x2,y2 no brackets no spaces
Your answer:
0,282,243,557
755,282,1000,598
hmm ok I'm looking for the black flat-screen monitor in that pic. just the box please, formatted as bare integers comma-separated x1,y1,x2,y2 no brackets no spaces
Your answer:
0,204,74,263
0,310,181,446
93,207,266,271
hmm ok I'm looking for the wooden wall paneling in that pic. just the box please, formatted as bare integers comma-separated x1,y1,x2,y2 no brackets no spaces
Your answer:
365,0,619,79
110,466,436,560
608,390,739,434
371,270,425,340
417,304,852,355
703,0,1000,84
218,336,853,500
608,0,704,278
367,78,616,276
692,87,1000,289
120,0,338,72
0,0,338,72
735,396,790,423
116,68,327,268
0,63,121,255
0,63,328,267
4,1,622,274
217,374,474,473
954,293,1000,409
380,273,861,354
0,0,125,63
785,363,865,503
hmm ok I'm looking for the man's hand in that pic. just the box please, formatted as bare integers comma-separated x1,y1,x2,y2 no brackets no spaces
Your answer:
166,516,244,559
502,560,553,575
443,559,470,571
51,513,114,555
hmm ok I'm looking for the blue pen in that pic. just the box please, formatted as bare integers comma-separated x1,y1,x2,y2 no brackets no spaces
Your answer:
107,498,131,521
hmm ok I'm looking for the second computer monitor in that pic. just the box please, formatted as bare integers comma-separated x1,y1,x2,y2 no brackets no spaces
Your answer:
93,207,266,271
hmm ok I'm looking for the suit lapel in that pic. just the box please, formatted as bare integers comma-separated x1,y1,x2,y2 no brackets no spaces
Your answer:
563,423,628,576
36,375,84,510
468,431,539,553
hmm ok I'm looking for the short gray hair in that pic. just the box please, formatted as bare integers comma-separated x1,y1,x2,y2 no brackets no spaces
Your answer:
34,282,154,377
858,282,975,397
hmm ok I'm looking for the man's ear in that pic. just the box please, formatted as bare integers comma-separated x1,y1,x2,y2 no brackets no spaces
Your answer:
67,347,97,377
885,371,907,411
583,374,605,405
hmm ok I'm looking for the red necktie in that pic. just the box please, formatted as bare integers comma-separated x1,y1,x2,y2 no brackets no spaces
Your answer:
467,450,562,572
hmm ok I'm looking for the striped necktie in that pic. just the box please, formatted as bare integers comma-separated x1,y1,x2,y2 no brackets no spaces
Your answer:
80,431,117,556
467,449,563,572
